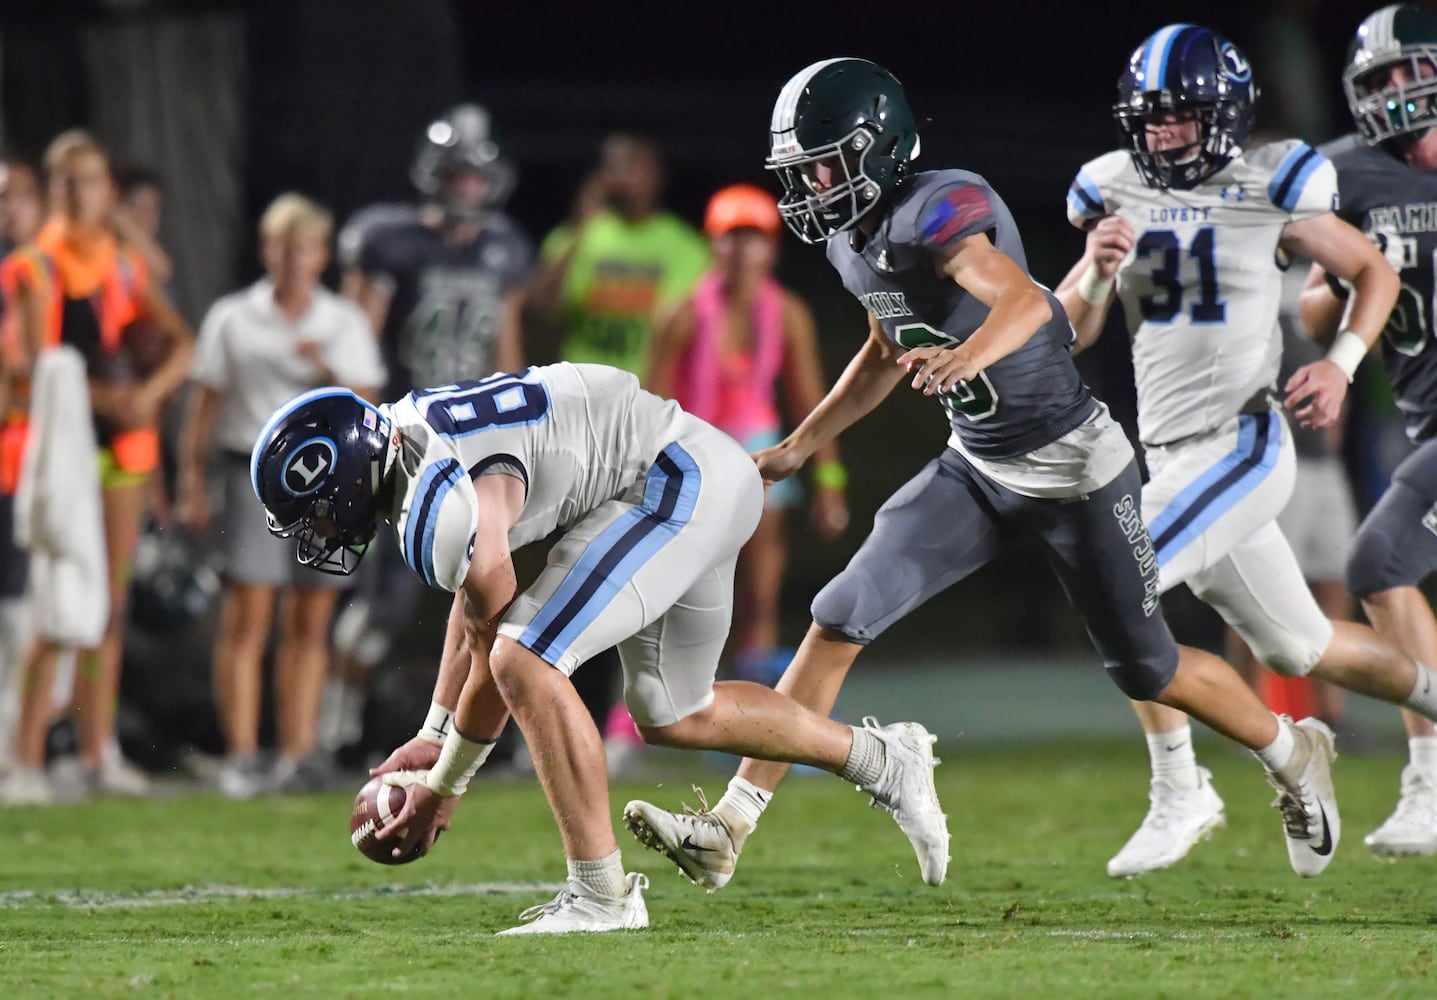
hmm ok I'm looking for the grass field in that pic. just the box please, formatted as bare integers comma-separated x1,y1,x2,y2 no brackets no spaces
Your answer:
2,740,1434,999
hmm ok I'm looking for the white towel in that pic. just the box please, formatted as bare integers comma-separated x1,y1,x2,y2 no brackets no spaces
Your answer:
13,346,109,647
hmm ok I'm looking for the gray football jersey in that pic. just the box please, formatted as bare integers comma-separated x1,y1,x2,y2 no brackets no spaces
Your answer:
825,169,1095,460
1322,134,1437,443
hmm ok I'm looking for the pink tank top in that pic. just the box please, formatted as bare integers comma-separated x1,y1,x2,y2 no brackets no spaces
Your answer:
673,271,785,442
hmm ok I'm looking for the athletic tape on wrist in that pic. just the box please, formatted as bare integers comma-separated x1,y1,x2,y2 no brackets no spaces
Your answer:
425,728,495,797
418,701,455,746
1326,330,1368,383
1076,264,1115,306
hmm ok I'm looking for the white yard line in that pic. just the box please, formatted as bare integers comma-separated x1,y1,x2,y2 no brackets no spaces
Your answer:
0,881,565,910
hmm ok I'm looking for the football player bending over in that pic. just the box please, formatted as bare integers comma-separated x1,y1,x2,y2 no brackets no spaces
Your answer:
250,363,946,935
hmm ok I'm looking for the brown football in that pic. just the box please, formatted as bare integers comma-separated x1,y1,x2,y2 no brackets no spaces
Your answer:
350,775,425,865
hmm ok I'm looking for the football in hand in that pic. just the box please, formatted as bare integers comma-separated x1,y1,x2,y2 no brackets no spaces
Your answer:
350,773,431,865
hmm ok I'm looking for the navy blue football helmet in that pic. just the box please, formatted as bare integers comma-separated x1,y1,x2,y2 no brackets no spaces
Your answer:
250,388,395,576
1113,24,1258,190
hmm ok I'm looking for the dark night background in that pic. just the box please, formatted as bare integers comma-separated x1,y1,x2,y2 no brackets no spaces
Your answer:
0,0,1403,654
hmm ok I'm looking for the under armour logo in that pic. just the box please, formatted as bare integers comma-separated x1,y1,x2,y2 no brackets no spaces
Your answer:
1220,185,1245,202
281,438,338,497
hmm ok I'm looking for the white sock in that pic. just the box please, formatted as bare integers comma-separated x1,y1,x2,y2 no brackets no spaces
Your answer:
714,776,772,849
837,726,887,787
1253,715,1297,773
1402,663,1437,721
1410,736,1437,775
568,848,626,899
1147,724,1200,790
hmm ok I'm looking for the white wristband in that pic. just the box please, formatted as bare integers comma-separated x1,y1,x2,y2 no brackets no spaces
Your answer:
417,701,455,746
1326,329,1368,383
1076,263,1115,306
425,727,495,797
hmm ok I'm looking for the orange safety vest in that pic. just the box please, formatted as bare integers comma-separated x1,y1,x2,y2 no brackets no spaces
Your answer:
0,223,158,492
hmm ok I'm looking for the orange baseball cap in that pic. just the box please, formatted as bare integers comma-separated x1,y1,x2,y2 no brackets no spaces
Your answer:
704,184,782,238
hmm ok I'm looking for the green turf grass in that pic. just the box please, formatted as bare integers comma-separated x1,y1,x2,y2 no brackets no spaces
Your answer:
1,741,1432,998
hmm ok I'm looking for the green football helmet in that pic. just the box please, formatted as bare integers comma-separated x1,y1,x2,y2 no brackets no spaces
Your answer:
766,58,921,244
1345,4,1437,147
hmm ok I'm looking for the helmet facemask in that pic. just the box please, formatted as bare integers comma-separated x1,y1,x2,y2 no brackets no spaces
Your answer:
264,499,376,576
1345,46,1437,147
767,126,895,244
1115,96,1247,190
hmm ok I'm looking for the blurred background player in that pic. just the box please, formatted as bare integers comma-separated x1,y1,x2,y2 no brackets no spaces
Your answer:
646,183,849,690
1302,3,1437,856
530,133,709,763
0,155,45,781
322,105,531,763
1055,25,1435,879
177,193,385,797
3,131,193,802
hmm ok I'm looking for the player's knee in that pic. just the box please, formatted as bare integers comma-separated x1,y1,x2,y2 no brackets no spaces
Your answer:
635,703,713,749
1346,523,1409,599
1254,633,1323,678
810,578,873,645
1106,648,1178,701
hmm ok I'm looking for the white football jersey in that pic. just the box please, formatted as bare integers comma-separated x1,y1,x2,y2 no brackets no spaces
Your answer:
381,363,685,591
1067,140,1338,445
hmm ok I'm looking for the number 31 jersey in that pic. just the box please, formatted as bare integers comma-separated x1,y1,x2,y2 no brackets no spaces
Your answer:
1068,140,1338,445
380,363,684,592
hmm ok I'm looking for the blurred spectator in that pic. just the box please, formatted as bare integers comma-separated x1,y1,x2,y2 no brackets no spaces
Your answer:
112,165,179,527
530,134,709,759
2,130,193,803
532,134,709,373
112,165,174,295
323,105,530,762
178,194,385,797
647,184,848,688
0,156,45,777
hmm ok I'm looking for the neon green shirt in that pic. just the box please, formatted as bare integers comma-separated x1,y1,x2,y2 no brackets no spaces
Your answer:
541,210,710,375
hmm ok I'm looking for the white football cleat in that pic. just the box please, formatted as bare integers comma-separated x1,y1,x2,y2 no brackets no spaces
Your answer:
623,791,738,892
1264,717,1340,878
497,873,649,936
1107,768,1226,878
856,717,950,886
1365,765,1437,858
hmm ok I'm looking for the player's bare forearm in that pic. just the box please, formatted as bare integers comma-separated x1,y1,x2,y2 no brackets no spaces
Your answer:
1299,265,1347,344
429,593,474,711
1339,259,1399,351
1284,214,1398,351
1054,257,1111,354
961,284,1052,371
941,234,1052,369
453,613,510,742
786,319,903,459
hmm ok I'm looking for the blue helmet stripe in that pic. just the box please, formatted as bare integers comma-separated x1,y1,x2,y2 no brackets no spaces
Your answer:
1143,24,1192,90
250,386,359,501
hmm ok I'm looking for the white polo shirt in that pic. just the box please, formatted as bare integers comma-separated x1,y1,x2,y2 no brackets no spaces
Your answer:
192,279,387,454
